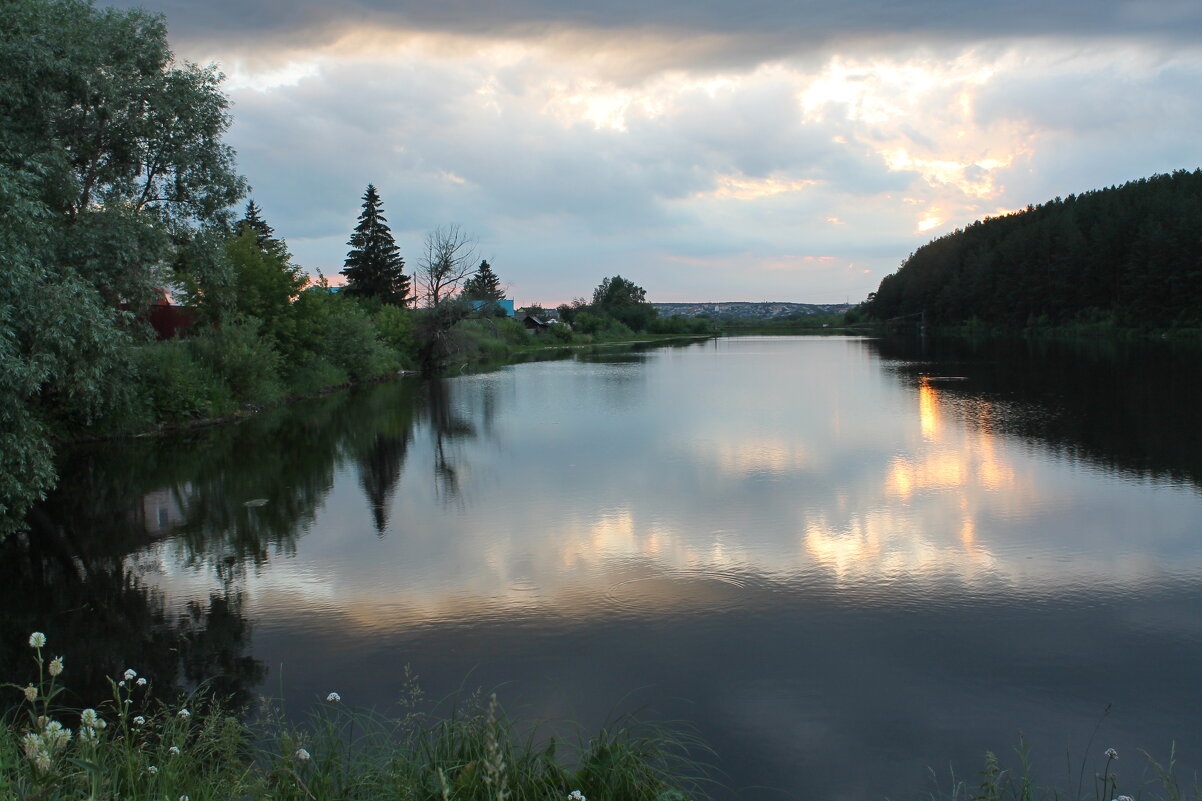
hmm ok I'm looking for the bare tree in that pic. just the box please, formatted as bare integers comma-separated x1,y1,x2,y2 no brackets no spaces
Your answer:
417,224,477,307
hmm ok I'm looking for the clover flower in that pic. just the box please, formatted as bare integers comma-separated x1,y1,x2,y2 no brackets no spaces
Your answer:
43,720,71,750
136,677,148,687
123,668,137,681
23,684,36,703
21,733,42,761
147,765,158,776
568,791,587,801
33,750,51,773
81,709,99,728
29,632,46,648
326,692,341,703
295,748,311,761
79,727,100,745
48,656,64,677
178,708,191,719
133,716,146,726
169,746,181,756
1105,748,1119,760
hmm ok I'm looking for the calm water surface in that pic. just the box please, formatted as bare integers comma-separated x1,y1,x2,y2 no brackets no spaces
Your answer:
7,335,1202,799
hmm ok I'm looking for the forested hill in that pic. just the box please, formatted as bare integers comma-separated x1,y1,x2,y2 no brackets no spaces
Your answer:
864,169,1202,328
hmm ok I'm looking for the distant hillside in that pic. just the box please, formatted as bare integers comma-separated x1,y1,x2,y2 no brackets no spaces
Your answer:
865,169,1202,328
652,301,851,319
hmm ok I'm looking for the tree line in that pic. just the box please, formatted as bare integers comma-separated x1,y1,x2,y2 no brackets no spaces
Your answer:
0,0,704,533
863,169,1202,328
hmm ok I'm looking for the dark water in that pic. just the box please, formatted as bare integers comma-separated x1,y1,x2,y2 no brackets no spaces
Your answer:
6,335,1202,799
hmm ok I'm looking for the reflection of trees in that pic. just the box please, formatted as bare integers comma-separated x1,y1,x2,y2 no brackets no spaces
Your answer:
423,379,476,503
868,335,1202,488
0,518,264,712
4,379,430,709
358,433,412,535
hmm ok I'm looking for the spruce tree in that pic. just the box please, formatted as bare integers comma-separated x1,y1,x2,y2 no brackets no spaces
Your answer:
341,184,410,304
238,200,278,251
462,260,505,301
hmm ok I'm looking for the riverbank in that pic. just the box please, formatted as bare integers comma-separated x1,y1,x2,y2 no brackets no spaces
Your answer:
5,634,704,801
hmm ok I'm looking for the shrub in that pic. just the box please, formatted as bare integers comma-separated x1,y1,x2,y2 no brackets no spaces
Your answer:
187,317,285,404
373,304,420,369
132,340,234,421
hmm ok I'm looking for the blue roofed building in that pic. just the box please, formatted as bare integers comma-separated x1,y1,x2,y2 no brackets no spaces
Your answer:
469,299,515,317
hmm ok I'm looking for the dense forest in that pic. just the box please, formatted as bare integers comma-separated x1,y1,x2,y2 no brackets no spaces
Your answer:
864,169,1202,328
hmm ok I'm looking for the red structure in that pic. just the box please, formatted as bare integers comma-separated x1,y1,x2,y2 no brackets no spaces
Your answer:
146,287,197,340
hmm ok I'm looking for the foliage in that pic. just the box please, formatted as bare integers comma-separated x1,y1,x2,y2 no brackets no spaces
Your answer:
341,184,410,305
373,304,420,370
290,289,399,383
462,260,505,302
0,0,245,531
865,169,1202,328
590,276,658,332
225,227,308,344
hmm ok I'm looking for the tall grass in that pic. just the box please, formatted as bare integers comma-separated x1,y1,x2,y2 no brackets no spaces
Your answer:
926,735,1200,801
3,633,706,801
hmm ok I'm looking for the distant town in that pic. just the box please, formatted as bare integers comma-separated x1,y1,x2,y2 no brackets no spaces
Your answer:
650,301,853,319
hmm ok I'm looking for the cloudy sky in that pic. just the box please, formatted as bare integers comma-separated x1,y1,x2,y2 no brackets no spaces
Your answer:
108,0,1202,305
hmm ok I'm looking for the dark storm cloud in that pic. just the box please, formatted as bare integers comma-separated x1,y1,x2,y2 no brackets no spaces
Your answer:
110,0,1202,53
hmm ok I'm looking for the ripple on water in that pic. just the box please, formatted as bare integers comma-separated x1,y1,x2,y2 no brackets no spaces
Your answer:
603,568,765,617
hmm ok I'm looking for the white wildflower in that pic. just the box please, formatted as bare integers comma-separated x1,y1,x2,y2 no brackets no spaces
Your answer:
1114,796,1134,801
136,677,147,687
118,680,125,688
168,746,181,756
180,795,190,801
79,726,99,744
295,748,311,761
326,692,341,703
147,765,158,775
133,716,146,726
23,684,36,703
42,720,71,750
48,656,64,677
123,668,137,681
177,708,191,719
29,632,46,648
1105,747,1119,760
33,750,51,773
81,709,99,728
21,733,42,760
568,791,587,801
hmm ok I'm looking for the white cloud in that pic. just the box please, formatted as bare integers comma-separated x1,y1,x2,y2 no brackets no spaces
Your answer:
115,1,1202,302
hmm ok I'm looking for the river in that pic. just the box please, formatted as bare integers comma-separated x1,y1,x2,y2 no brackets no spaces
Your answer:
6,334,1202,799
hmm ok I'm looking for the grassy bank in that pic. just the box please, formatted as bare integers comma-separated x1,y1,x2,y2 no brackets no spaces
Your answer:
3,634,704,801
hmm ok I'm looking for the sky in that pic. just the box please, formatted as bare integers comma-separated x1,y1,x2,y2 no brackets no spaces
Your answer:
107,0,1202,305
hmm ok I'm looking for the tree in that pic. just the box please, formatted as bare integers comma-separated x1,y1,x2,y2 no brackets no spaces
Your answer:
0,0,246,533
237,200,279,251
461,260,505,302
225,226,307,345
341,184,410,305
417,224,477,308
593,275,648,307
591,275,657,331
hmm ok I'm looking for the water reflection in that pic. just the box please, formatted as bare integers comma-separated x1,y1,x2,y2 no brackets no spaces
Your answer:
6,336,1202,799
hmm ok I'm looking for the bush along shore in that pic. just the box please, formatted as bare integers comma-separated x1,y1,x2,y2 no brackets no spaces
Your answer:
3,632,705,801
